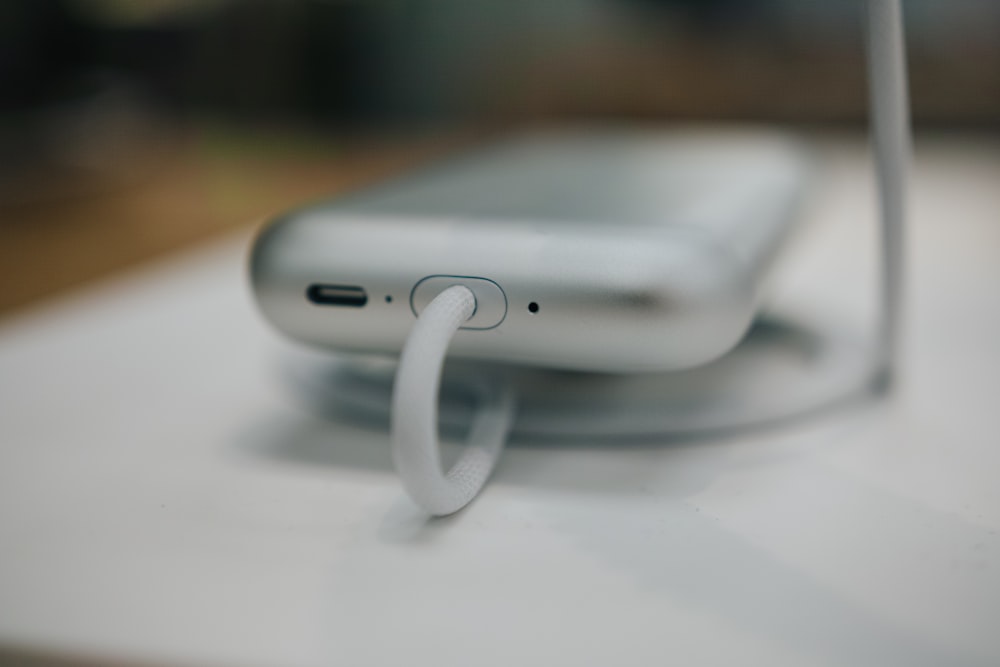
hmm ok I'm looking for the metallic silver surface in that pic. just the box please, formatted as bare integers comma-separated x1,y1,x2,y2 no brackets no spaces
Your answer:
250,129,808,373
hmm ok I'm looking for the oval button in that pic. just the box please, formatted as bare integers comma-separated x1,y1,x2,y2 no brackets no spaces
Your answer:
410,276,507,330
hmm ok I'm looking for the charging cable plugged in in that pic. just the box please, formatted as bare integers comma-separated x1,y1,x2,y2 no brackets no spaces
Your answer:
392,285,516,515
382,0,908,516
410,276,507,330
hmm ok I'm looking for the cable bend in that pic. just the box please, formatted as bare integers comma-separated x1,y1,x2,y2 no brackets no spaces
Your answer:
391,285,516,515
388,0,906,511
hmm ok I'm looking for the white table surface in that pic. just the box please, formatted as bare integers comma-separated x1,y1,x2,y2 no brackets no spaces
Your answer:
1,134,998,667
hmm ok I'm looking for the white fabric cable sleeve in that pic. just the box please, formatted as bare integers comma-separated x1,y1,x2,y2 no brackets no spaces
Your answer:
866,0,911,389
381,0,907,512
391,285,516,516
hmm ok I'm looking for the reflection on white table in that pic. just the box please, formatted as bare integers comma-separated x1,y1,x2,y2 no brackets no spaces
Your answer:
0,135,998,667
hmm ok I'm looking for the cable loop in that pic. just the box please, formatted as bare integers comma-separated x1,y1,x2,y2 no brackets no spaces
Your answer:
391,285,516,515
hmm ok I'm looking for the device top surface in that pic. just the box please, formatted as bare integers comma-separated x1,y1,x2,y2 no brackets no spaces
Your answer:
317,128,808,232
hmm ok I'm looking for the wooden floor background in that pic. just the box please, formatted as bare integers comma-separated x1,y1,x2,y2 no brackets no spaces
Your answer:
0,123,471,319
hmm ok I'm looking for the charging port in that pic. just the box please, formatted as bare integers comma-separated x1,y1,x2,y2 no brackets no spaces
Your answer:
306,284,368,307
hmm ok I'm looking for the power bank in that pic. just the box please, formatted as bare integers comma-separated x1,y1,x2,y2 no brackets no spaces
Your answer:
250,128,809,373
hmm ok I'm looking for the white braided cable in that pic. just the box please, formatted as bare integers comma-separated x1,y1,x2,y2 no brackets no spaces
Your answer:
381,0,907,511
866,0,911,388
391,285,516,516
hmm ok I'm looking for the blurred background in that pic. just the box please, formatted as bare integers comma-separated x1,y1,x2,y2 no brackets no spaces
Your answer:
1,0,998,316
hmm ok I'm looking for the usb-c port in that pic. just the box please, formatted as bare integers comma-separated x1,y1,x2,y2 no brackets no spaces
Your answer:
306,284,368,307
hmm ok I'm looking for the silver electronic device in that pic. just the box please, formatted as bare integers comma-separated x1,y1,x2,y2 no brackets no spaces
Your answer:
250,129,809,373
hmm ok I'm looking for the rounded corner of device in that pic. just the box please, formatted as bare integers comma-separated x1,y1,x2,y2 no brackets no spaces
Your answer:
247,210,307,328
248,206,324,291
